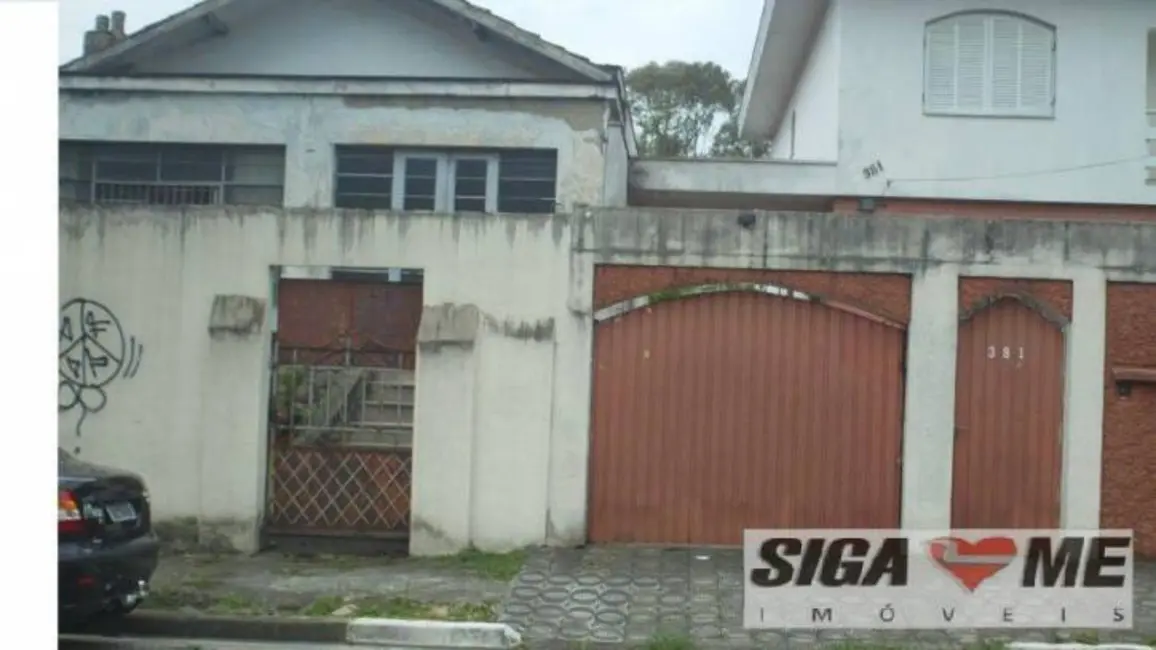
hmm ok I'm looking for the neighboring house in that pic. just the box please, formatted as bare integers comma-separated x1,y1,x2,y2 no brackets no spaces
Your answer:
737,0,1156,209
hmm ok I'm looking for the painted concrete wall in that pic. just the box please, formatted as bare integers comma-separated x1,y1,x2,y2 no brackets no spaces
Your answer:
602,120,630,208
59,205,1156,553
58,206,589,554
132,0,581,81
769,1,840,162
59,92,611,212
832,0,1156,204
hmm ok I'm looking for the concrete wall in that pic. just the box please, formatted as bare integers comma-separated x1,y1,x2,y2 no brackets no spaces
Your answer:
59,204,1156,554
130,0,582,81
59,92,612,213
59,205,589,554
769,1,840,162
833,0,1156,204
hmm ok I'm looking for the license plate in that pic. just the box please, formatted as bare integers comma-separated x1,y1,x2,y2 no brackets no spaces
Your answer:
104,501,137,524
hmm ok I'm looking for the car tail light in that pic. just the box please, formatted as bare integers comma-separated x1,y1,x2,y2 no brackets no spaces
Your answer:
58,490,84,534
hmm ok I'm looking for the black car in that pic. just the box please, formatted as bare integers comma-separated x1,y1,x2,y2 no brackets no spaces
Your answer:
58,448,160,627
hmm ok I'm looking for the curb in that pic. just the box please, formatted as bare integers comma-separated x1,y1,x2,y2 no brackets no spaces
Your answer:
347,617,522,648
1009,645,1154,650
95,611,523,648
94,611,348,644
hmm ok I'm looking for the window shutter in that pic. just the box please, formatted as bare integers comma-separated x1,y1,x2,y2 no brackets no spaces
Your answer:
955,16,987,110
1018,20,1054,111
923,12,1055,116
925,21,958,111
990,16,1021,110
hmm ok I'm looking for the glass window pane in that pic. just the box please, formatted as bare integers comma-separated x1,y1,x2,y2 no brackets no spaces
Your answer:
161,162,222,182
336,175,392,195
95,160,156,182
338,152,393,175
405,157,438,177
454,178,486,198
455,159,487,179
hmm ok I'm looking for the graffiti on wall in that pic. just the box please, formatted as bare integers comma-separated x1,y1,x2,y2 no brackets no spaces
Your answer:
58,298,144,443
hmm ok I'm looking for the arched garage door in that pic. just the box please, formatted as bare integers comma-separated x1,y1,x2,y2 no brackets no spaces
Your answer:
588,283,907,545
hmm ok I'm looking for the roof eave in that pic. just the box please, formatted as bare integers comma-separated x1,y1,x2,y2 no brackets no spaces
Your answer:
738,0,830,141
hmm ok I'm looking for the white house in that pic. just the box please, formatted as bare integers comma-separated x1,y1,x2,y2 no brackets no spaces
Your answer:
736,0,1156,207
57,0,634,554
58,0,1156,558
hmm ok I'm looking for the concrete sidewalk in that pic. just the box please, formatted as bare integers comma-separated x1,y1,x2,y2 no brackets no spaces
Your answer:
499,547,1156,649
136,547,1156,649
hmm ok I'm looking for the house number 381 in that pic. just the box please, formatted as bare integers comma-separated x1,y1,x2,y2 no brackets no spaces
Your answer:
987,345,1025,360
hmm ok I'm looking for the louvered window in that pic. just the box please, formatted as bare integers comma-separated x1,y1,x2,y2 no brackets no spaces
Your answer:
924,12,1056,117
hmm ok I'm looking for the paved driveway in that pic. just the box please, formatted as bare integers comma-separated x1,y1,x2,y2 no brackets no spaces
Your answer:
499,546,1156,648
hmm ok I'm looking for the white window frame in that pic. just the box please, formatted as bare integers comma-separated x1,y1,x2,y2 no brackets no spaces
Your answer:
390,151,498,213
922,11,1057,119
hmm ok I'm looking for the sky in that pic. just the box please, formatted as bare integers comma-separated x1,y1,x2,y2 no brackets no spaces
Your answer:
58,0,762,77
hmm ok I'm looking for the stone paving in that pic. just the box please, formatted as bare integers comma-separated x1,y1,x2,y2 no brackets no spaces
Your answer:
499,546,1156,648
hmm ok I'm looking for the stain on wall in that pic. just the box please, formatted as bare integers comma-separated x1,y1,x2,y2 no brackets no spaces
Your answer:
1101,283,1156,557
58,298,144,451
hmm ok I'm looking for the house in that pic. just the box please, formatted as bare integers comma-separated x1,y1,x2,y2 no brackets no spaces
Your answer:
57,0,634,555
59,0,1156,558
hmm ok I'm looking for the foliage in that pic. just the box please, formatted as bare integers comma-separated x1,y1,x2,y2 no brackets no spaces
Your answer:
625,61,768,159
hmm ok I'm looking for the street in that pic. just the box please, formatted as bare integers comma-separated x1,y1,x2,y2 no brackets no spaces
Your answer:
59,634,377,650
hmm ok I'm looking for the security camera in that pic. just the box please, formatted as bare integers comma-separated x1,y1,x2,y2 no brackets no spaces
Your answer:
736,211,757,229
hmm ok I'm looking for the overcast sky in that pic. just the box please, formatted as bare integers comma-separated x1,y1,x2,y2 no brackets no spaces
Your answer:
58,0,761,76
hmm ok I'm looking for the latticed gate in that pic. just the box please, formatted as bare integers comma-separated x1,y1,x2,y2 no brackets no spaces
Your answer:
264,275,422,541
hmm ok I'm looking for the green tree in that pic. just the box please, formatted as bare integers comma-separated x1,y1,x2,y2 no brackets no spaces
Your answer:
710,78,770,158
625,61,735,158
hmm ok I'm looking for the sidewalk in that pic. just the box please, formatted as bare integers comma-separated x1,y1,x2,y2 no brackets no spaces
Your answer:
138,547,1156,649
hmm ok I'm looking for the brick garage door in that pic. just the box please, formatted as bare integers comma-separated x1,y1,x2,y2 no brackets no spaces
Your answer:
1102,283,1156,557
588,267,910,545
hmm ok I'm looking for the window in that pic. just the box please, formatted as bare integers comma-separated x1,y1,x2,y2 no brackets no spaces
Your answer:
334,147,557,214
59,142,286,206
923,12,1056,117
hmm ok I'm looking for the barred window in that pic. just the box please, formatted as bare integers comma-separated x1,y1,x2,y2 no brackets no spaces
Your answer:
60,142,286,206
334,147,557,214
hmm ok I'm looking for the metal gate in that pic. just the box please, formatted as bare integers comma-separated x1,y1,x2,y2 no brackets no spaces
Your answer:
264,276,422,542
588,282,907,545
953,293,1066,529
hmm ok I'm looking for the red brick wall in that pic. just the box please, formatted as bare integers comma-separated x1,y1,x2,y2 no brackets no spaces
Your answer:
1102,283,1156,557
833,198,1156,223
593,265,911,324
958,278,1073,321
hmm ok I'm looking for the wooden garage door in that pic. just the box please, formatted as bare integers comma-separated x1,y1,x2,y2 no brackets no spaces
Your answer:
588,284,907,545
953,295,1066,529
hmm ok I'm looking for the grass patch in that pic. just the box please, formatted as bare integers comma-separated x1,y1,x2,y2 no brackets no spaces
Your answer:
636,634,696,650
427,547,526,582
300,595,497,622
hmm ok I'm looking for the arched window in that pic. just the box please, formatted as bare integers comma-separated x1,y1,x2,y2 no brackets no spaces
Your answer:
923,11,1056,117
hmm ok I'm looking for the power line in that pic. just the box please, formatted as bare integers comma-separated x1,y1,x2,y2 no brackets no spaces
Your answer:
885,154,1150,187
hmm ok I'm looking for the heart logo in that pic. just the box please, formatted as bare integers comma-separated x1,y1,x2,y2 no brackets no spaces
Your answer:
927,536,1018,593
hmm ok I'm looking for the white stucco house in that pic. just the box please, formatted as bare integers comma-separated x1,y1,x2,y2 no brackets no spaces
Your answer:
59,0,1156,559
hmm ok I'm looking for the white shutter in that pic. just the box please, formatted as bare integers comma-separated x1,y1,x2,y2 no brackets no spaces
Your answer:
923,12,1055,116
1018,20,1055,112
955,16,988,110
925,20,958,111
990,16,1021,110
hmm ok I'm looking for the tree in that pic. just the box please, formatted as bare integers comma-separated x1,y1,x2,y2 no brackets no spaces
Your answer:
625,61,767,159
710,79,770,159
625,61,735,158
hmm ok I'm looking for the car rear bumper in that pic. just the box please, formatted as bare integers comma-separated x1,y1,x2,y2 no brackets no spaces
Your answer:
59,532,161,622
